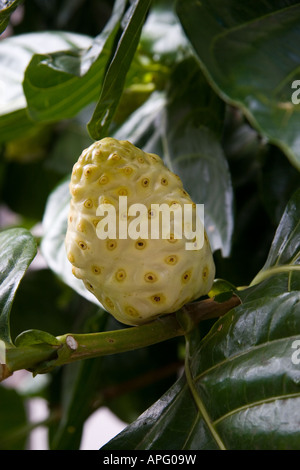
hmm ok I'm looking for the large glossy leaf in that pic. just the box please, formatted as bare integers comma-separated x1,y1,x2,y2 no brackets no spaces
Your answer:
103,289,300,450
0,228,37,345
0,31,93,143
163,58,233,256
87,0,152,139
176,0,300,171
113,91,167,146
23,0,127,124
250,188,300,290
103,172,300,450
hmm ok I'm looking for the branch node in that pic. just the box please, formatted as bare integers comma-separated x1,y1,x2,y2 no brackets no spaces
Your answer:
66,335,78,351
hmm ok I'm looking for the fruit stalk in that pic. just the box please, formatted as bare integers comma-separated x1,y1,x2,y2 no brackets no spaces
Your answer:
56,295,240,364
1,295,240,381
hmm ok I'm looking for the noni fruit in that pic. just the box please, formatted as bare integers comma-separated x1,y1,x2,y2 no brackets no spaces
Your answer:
65,137,215,325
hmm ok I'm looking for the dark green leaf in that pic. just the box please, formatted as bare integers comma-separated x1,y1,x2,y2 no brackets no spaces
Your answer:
15,329,61,347
0,228,36,345
104,189,300,449
176,0,300,170
87,0,152,139
46,118,94,175
166,126,234,257
113,90,167,146
261,188,300,267
209,278,238,298
163,60,233,257
103,290,300,450
166,57,225,138
23,0,126,124
163,58,233,256
250,188,300,289
0,31,93,143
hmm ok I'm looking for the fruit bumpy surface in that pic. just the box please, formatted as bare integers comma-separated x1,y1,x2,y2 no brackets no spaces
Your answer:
65,138,215,326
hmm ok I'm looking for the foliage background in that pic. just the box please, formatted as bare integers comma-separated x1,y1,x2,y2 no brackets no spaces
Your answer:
0,0,300,450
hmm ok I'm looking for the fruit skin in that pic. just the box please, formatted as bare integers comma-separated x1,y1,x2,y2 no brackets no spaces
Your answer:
65,137,215,326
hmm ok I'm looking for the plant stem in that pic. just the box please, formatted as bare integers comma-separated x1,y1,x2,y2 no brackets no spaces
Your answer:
56,295,240,365
250,264,300,287
57,313,186,363
2,295,240,380
4,343,58,376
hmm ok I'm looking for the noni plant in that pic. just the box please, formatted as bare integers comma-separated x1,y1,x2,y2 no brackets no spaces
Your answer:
0,0,300,452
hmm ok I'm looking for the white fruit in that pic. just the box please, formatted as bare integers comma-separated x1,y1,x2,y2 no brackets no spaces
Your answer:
65,138,215,325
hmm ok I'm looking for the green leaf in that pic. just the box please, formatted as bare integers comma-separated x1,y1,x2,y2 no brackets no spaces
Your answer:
166,128,234,258
87,0,152,139
250,188,300,289
23,0,126,124
0,31,93,143
104,190,300,450
103,290,300,450
176,0,300,171
162,58,233,256
209,278,238,298
46,118,94,175
0,228,37,345
0,0,22,35
113,90,167,145
15,329,61,347
40,179,100,306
